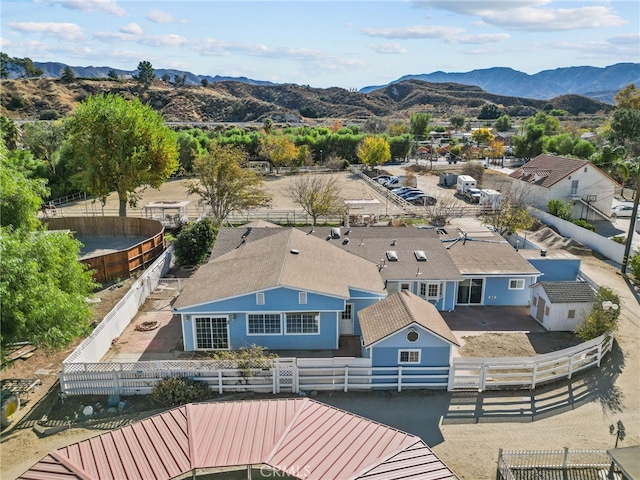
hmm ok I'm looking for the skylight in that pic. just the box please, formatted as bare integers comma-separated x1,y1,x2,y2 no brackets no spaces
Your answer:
386,250,399,261
414,250,427,261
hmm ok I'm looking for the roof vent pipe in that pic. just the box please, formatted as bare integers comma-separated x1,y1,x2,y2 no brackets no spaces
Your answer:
540,249,547,257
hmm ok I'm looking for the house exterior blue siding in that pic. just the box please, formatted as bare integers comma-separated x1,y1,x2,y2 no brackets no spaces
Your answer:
481,276,536,306
369,326,452,367
385,280,457,311
528,258,580,281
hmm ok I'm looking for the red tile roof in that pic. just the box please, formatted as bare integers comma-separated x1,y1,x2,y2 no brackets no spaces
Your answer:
509,154,589,188
19,398,457,480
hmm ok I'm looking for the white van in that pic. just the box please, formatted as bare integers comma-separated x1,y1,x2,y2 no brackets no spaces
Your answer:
456,175,477,195
480,189,503,208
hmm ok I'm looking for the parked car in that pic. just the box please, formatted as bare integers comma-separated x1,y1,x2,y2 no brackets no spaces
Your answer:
373,175,393,185
402,192,429,202
464,187,482,203
397,189,424,199
409,195,437,206
611,205,638,218
391,187,415,195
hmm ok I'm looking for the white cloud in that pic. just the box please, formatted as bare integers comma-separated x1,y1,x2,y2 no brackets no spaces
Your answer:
368,43,408,54
146,9,185,24
361,24,465,39
608,32,640,45
8,22,86,42
413,1,625,32
448,33,511,44
52,0,126,17
139,34,188,47
120,23,142,35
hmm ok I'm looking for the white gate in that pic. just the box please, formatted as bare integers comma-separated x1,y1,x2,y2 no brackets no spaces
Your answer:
274,358,297,393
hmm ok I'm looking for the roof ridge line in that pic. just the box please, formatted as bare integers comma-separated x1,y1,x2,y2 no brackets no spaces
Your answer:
264,397,310,464
277,228,295,285
400,290,417,324
185,404,199,471
50,450,96,480
346,439,427,480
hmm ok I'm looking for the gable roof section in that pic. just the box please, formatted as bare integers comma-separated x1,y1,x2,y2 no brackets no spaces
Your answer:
442,230,539,276
508,154,612,189
173,228,385,309
304,226,463,282
19,398,458,480
360,290,459,347
537,281,596,304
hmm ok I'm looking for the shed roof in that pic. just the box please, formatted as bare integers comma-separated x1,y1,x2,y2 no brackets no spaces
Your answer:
360,290,459,347
18,398,457,480
536,281,596,304
173,228,385,309
508,154,612,189
442,229,539,276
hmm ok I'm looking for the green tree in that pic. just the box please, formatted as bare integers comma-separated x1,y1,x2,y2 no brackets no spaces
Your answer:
478,104,501,120
629,252,640,278
286,174,346,228
61,66,75,83
494,115,512,132
449,115,465,131
575,287,621,341
173,218,217,265
409,112,431,138
471,127,494,146
0,52,9,79
133,60,155,88
547,199,572,220
356,136,391,170
186,142,272,224
17,57,44,78
614,83,640,110
0,140,97,352
201,78,209,87
259,134,298,174
107,69,119,81
63,93,179,216
513,123,545,159
1,115,19,150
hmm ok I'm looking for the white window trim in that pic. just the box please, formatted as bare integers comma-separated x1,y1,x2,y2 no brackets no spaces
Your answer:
193,316,230,351
508,278,525,290
256,292,265,305
341,303,354,320
299,291,307,305
284,312,320,335
246,312,282,336
420,282,441,298
400,283,410,291
398,349,421,364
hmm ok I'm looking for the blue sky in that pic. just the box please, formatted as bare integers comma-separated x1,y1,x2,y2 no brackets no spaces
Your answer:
1,0,638,89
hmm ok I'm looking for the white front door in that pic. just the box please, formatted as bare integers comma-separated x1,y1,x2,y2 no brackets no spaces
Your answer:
339,303,354,335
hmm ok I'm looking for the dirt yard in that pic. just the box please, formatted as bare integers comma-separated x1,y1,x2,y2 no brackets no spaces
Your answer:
2,167,638,480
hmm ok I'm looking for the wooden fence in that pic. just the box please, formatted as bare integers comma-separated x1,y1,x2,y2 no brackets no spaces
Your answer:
497,448,612,480
448,333,614,392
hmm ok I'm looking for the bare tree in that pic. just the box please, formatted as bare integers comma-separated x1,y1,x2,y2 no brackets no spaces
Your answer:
421,194,466,226
480,183,535,235
287,174,347,227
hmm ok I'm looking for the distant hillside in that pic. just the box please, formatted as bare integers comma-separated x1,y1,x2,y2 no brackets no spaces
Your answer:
0,77,613,123
360,63,640,104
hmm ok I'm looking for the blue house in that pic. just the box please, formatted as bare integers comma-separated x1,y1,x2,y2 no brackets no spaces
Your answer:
359,290,459,385
173,227,386,351
441,228,540,306
518,249,581,282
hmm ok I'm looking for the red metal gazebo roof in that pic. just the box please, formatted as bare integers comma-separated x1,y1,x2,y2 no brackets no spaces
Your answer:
18,398,457,480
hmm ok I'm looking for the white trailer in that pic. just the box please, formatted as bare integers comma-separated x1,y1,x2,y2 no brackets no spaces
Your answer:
479,189,503,208
456,175,477,195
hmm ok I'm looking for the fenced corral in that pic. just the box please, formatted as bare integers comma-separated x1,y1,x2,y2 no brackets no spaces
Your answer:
62,247,176,366
497,448,614,480
44,217,166,284
448,333,614,392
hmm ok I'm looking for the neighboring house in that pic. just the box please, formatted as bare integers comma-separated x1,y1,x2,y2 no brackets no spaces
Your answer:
518,249,581,282
441,229,540,306
359,291,459,383
309,226,463,311
19,398,458,480
509,154,618,221
173,227,386,351
530,281,596,331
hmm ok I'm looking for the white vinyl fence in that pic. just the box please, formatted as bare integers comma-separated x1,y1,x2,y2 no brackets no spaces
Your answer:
497,448,612,480
448,333,614,392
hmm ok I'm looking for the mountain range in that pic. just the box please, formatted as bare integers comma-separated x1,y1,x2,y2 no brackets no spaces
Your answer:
20,61,640,105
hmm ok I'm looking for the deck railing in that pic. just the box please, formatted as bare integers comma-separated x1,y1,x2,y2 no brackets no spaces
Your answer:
497,448,613,480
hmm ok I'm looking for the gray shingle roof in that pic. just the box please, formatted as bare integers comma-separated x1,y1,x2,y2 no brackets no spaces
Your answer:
539,281,596,304
442,229,540,275
359,290,459,347
508,154,604,188
303,226,464,281
174,228,385,309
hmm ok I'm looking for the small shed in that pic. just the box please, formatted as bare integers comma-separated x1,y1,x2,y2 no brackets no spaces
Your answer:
530,281,596,331
359,291,459,385
439,173,457,187
143,201,189,229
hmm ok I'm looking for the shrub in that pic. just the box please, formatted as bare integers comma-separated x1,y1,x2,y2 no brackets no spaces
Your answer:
575,287,621,341
173,218,217,265
629,252,640,279
572,219,595,231
150,376,211,407
547,199,572,220
611,235,626,245
211,344,277,383
39,109,60,120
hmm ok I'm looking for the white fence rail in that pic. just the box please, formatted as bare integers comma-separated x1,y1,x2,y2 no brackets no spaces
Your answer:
448,333,613,391
63,247,175,365
497,448,612,480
